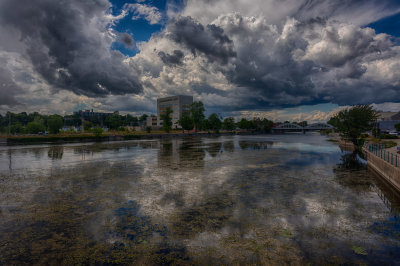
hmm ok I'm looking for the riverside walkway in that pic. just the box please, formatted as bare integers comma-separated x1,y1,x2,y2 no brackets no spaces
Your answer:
363,142,400,192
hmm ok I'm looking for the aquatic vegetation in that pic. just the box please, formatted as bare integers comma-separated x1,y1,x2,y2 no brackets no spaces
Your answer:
352,245,368,255
0,135,400,264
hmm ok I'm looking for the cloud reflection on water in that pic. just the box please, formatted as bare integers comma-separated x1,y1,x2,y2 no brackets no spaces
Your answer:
0,135,400,264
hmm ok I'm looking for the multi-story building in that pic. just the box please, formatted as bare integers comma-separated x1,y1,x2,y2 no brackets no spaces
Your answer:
73,109,114,123
147,95,193,129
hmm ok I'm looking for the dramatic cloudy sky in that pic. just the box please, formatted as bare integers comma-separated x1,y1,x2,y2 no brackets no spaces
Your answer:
1,0,400,122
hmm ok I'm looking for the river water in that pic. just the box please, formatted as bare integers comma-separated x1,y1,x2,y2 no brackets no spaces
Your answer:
0,134,399,265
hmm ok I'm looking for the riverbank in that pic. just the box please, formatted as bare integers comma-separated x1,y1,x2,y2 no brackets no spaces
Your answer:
327,133,355,151
1,130,262,145
328,133,400,192
363,145,400,192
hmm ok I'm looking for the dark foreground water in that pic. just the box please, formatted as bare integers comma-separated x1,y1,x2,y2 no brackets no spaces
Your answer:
1,134,400,265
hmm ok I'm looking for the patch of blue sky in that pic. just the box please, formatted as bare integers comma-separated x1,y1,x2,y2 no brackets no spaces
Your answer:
109,0,169,56
368,11,400,44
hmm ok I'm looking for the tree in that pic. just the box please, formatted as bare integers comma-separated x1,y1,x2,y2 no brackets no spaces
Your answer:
190,101,205,132
105,114,122,130
237,118,253,130
26,122,45,134
208,113,222,133
161,107,173,133
255,118,273,132
178,112,194,132
327,116,340,128
64,114,81,127
47,115,63,134
139,114,148,122
330,104,378,150
83,121,93,131
395,123,400,132
92,127,103,137
9,123,24,134
222,117,236,131
200,119,210,131
124,114,138,126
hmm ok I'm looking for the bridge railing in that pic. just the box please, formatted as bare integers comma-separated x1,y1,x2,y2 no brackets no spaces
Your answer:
364,143,400,168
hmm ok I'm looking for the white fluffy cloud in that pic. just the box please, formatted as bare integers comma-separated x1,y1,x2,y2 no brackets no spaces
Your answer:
130,7,400,110
0,0,400,118
124,3,163,25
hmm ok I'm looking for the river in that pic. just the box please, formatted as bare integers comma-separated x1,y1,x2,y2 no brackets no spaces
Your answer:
0,134,399,264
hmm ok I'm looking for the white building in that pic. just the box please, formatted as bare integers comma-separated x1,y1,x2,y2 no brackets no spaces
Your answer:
147,95,193,129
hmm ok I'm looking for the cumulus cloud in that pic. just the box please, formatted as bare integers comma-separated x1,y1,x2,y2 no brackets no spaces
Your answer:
182,0,400,27
0,0,143,97
158,50,185,66
129,1,400,111
236,105,348,123
166,16,236,65
1,0,400,115
124,3,163,25
0,65,21,107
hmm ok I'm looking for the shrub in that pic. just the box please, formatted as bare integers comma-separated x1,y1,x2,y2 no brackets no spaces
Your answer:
92,127,103,137
83,121,93,131
380,134,398,139
146,126,152,133
383,141,397,148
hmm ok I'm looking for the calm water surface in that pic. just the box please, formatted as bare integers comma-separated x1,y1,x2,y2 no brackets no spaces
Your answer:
0,134,400,265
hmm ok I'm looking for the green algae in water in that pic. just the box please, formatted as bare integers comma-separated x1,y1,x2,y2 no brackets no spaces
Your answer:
352,246,368,255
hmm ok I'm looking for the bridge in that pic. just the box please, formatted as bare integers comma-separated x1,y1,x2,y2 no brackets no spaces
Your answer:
271,122,334,133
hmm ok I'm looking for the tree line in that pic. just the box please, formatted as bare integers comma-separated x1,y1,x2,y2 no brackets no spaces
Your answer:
160,101,274,133
0,111,149,135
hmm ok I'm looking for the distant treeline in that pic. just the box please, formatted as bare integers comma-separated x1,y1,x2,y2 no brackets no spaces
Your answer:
0,111,148,134
0,105,308,135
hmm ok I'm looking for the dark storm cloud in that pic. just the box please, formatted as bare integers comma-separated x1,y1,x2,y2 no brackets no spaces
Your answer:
192,83,228,96
118,33,135,49
158,50,185,66
0,66,21,107
213,12,400,108
167,16,236,64
0,0,143,97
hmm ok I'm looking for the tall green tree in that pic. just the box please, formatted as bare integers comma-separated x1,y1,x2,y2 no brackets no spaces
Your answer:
178,112,194,132
395,123,400,132
208,113,222,133
330,104,378,150
26,121,45,134
190,101,205,132
222,117,236,131
105,114,122,130
161,107,173,133
47,115,63,134
139,114,148,122
327,116,340,128
237,118,254,130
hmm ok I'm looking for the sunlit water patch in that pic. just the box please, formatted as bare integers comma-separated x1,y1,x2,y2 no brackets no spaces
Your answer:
0,134,399,264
